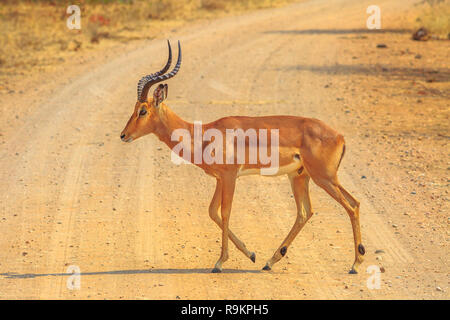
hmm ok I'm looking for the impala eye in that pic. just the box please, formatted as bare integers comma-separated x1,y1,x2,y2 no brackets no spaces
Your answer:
139,108,147,116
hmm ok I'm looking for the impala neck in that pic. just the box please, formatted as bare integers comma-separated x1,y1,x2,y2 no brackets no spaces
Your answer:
154,104,194,150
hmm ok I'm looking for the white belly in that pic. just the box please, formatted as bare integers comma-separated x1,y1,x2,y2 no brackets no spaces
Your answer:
237,159,302,177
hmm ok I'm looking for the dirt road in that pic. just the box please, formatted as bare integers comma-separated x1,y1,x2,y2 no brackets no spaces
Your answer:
0,0,448,299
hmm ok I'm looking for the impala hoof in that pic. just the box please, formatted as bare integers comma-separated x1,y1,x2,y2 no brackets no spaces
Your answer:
262,264,271,271
211,268,222,273
349,269,358,274
250,252,256,263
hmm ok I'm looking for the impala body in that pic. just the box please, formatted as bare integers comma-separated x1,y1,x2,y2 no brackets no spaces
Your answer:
121,41,365,273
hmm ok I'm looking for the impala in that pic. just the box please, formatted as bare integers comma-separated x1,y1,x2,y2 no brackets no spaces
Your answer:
120,40,365,273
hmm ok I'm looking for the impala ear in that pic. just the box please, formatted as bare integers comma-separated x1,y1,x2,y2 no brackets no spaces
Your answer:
153,84,168,107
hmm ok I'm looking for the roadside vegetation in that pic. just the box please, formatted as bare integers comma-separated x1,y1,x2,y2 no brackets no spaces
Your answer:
0,0,295,85
0,0,448,89
414,0,450,38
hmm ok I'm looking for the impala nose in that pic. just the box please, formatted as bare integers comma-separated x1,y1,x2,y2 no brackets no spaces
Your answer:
120,133,126,141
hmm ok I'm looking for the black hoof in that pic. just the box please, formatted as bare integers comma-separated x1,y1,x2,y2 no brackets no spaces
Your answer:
211,268,222,273
349,269,358,274
250,252,256,263
262,264,271,271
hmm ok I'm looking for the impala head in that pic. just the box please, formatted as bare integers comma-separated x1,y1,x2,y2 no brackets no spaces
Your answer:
120,40,182,143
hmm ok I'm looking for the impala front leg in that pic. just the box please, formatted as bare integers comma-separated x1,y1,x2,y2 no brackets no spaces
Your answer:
209,179,255,263
212,175,236,273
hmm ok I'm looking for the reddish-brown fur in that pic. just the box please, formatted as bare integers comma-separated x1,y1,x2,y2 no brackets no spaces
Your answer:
121,87,364,274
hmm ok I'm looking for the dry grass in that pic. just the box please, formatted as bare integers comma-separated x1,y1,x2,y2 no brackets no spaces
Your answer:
3,0,446,89
381,0,449,40
0,0,296,86
201,0,227,11
414,0,450,38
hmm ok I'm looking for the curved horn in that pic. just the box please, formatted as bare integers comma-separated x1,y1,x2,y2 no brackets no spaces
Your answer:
138,40,182,103
137,40,172,101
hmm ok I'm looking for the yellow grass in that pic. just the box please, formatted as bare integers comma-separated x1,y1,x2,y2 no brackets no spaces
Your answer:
415,1,450,38
3,0,447,86
0,0,296,83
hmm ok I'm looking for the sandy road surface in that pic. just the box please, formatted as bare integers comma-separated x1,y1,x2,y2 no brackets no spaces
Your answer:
0,0,447,299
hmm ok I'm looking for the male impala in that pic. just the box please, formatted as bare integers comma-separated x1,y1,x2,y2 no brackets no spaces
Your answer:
120,41,365,273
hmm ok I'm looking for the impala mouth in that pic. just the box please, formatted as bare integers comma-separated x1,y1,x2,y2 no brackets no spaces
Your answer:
120,134,133,143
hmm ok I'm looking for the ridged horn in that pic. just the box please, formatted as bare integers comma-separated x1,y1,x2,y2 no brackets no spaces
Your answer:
138,40,182,103
137,40,173,102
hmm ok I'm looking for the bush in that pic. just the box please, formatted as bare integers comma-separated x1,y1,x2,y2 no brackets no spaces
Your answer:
201,0,226,10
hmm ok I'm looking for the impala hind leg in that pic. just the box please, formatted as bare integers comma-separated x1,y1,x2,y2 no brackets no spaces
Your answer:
263,173,313,271
209,179,255,263
315,178,364,274
212,175,237,273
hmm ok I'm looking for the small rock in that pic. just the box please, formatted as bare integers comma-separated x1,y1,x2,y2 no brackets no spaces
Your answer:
412,27,430,41
376,44,387,48
375,249,385,254
361,175,367,179
436,287,442,292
